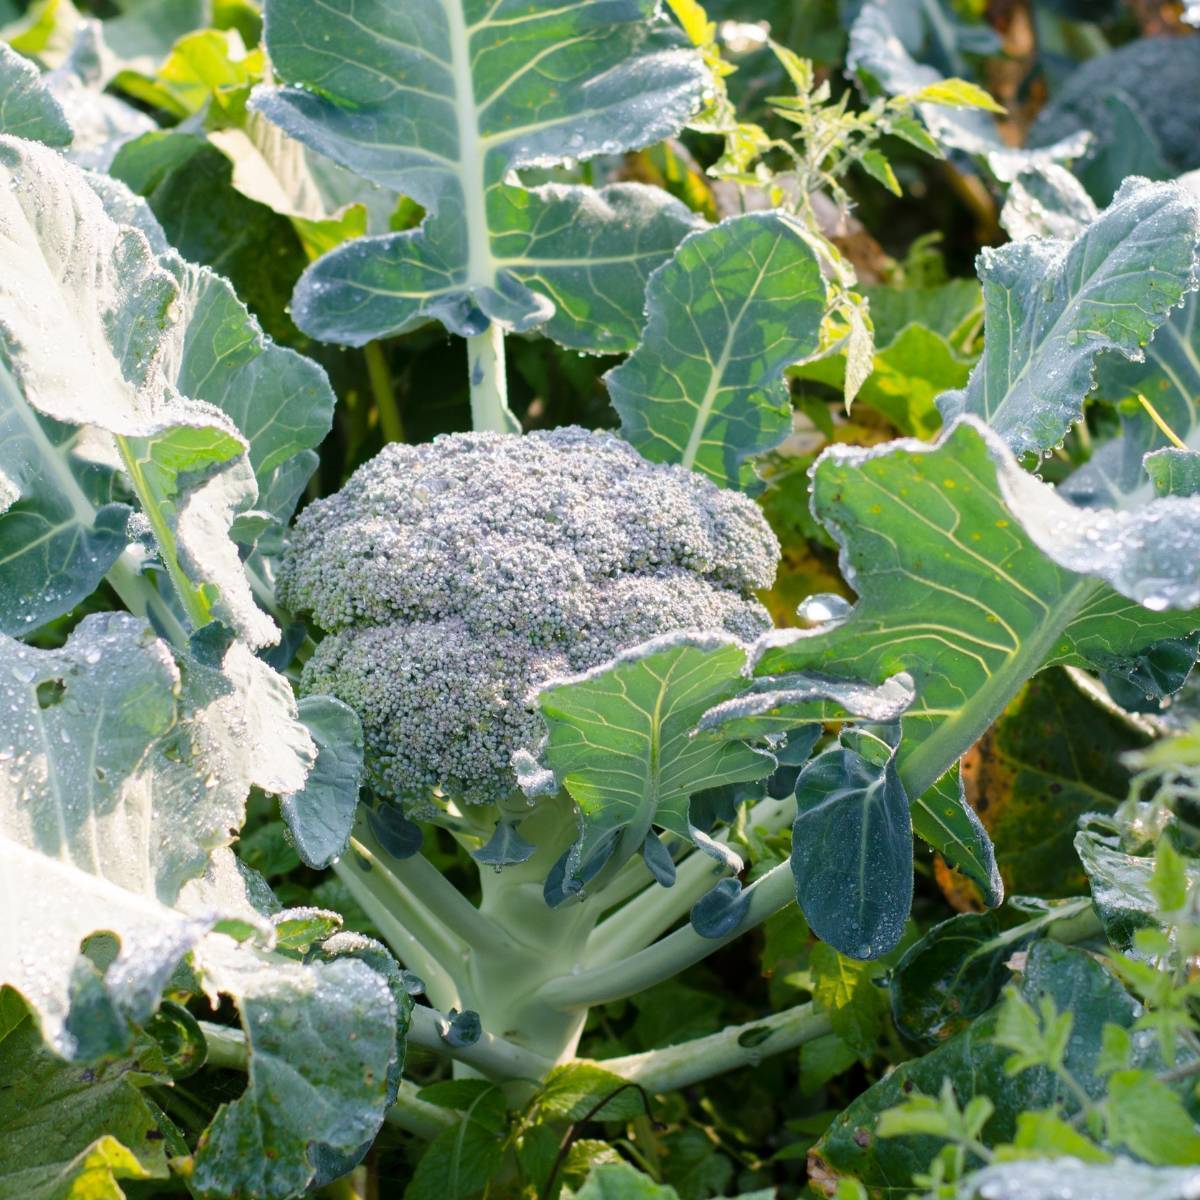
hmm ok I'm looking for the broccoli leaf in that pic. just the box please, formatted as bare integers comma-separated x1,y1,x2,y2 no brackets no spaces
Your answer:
533,633,775,902
252,0,709,351
0,134,332,643
0,614,405,1199
697,669,914,738
45,22,157,171
756,417,1200,952
999,162,1097,242
0,613,314,1059
188,935,403,1200
279,695,364,870
912,764,1001,908
607,211,826,492
0,1016,169,1198
1029,37,1200,184
939,177,1200,457
0,614,213,1060
791,728,912,959
0,41,70,145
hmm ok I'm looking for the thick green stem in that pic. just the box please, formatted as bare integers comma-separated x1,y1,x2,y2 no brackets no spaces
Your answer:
408,1005,551,1081
364,341,404,443
332,848,465,1010
466,325,520,434
459,795,599,1064
197,1021,456,1139
353,822,517,957
603,1001,832,1092
113,434,212,632
106,547,190,648
538,862,796,1011
587,792,796,965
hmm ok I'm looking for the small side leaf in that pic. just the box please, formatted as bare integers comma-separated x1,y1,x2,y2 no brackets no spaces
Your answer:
791,729,912,959
280,695,364,870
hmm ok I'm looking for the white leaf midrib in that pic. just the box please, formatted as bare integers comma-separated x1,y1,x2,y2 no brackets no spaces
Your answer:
444,0,495,292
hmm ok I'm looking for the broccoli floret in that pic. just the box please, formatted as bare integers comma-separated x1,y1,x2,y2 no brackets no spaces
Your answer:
279,427,779,808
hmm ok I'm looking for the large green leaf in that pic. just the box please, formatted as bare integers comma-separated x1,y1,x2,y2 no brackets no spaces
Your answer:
754,419,1200,881
0,134,332,642
44,23,157,171
812,941,1146,1195
0,1016,168,1199
532,633,775,900
0,615,405,1198
0,41,70,144
110,130,310,344
1029,37,1200,184
1083,176,1200,502
0,613,314,1059
252,0,709,350
938,177,1200,456
189,934,403,1200
888,901,1087,1051
607,211,826,492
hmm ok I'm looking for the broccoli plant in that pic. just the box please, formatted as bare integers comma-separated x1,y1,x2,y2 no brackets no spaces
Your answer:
5,3,1200,1199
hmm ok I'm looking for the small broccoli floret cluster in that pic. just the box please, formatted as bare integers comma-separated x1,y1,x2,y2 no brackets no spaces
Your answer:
279,427,779,808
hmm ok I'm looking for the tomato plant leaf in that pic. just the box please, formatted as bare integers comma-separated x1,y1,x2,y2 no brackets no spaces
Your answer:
812,942,1146,1194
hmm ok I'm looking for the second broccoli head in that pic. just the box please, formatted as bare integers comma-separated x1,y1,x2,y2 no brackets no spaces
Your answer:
279,427,780,810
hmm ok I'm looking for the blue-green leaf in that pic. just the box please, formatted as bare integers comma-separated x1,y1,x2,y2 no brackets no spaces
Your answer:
755,418,1200,836
939,177,1200,456
0,41,70,145
0,134,332,642
608,211,826,492
791,729,911,959
280,696,364,870
252,0,709,351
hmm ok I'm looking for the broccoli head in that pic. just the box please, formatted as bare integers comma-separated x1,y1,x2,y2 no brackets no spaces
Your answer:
278,427,779,809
